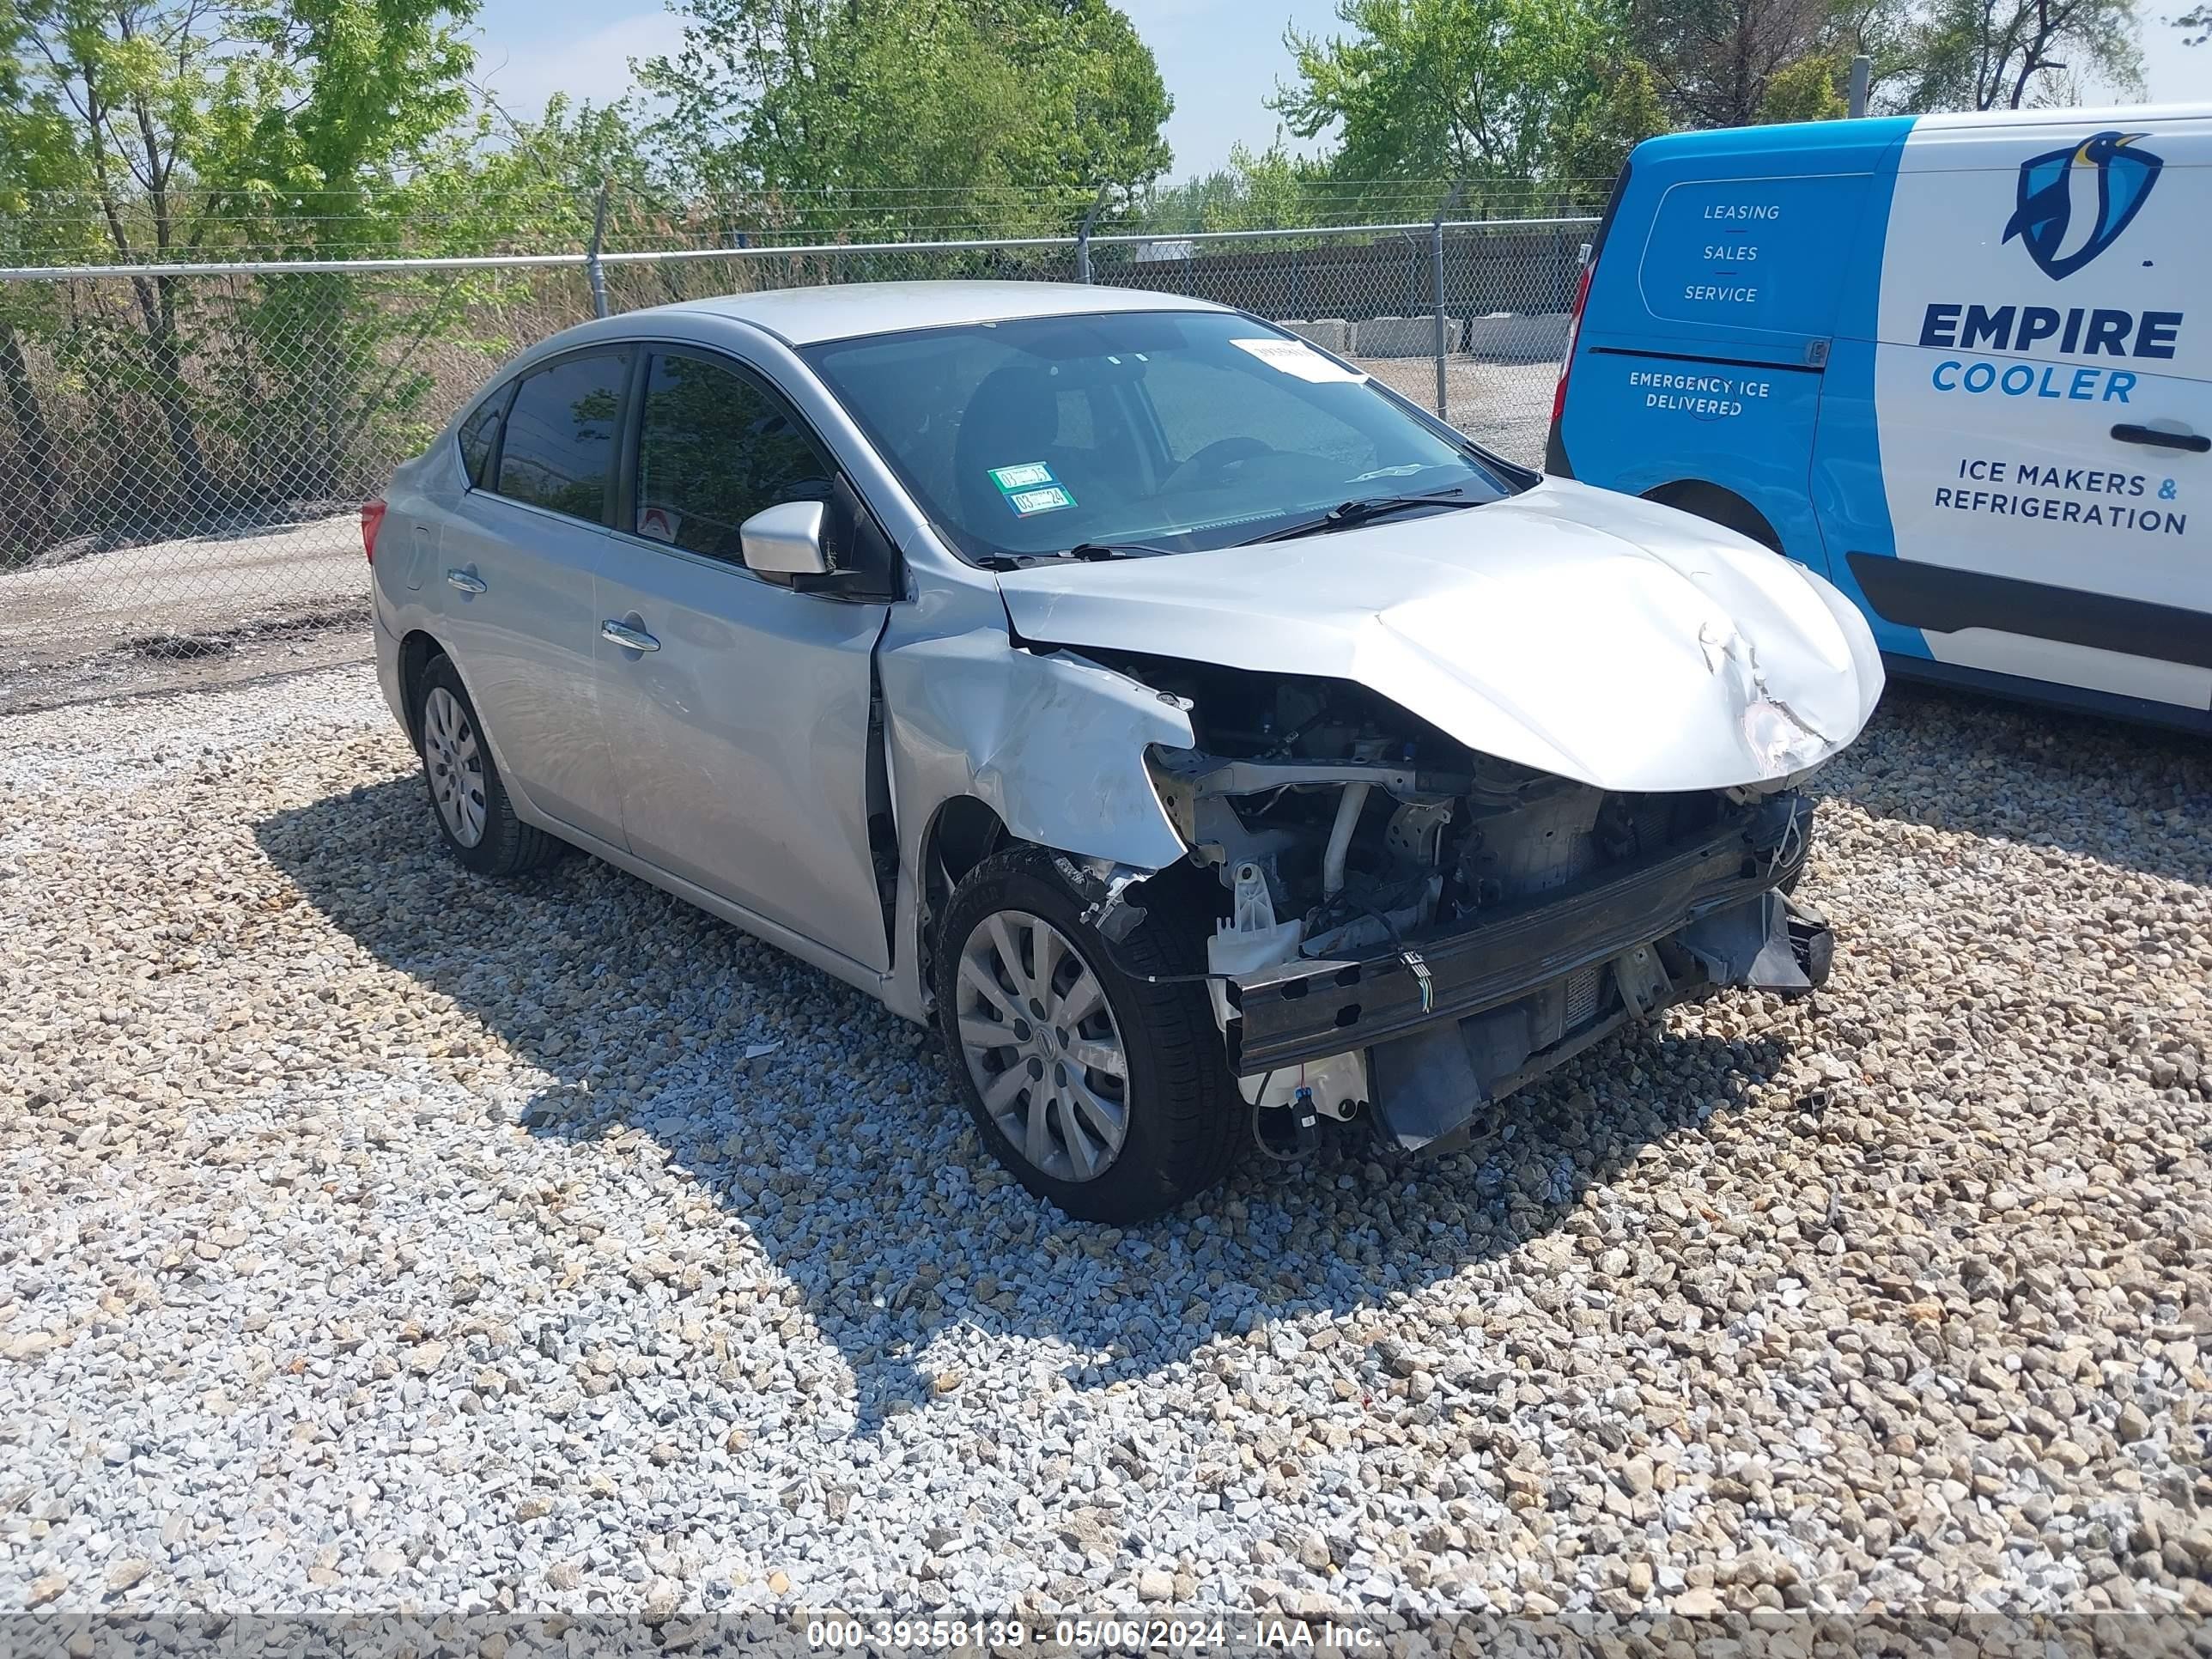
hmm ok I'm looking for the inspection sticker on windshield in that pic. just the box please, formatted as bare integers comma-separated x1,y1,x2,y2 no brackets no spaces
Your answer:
988,462,1076,515
1007,484,1075,515
1230,337,1366,384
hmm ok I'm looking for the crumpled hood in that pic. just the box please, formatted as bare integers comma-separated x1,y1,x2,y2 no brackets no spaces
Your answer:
995,478,1885,793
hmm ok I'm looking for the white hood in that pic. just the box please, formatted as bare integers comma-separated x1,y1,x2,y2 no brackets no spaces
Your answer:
996,479,1885,793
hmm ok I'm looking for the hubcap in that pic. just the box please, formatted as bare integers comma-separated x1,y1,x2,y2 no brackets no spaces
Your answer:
422,686,488,848
954,909,1130,1183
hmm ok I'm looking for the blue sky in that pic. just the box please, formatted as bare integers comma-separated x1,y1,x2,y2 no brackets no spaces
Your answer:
467,0,2209,184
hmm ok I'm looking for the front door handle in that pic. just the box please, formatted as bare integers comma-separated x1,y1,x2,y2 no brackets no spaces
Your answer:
600,619,660,653
2111,422,2209,453
446,568,488,594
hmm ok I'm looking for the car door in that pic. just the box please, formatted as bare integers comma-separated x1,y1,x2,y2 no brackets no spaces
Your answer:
434,347,631,842
592,345,895,974
1836,112,2210,712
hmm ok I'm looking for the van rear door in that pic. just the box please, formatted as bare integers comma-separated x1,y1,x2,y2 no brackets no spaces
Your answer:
1830,109,2210,714
1551,123,1909,581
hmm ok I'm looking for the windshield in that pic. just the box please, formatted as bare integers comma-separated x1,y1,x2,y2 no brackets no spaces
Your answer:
801,309,1521,563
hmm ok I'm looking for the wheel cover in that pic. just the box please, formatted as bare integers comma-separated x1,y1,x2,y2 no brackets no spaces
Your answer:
422,686,488,848
954,908,1131,1183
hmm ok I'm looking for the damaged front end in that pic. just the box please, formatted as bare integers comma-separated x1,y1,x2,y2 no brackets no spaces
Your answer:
1124,658,1835,1158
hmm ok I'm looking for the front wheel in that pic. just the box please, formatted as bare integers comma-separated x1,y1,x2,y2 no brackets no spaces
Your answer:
934,848,1242,1222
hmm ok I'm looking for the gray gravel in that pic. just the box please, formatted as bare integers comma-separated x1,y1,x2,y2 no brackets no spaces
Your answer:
2,662,2208,1625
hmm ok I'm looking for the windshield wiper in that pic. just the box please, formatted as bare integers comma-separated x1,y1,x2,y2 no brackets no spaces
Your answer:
1243,487,1477,544
980,540,1180,570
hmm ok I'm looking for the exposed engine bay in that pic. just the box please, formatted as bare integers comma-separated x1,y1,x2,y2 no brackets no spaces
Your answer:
1094,653,1832,1159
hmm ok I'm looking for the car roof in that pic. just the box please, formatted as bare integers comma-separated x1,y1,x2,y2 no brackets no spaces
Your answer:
650,280,1231,346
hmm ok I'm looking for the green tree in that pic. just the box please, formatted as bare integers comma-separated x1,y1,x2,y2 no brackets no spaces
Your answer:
1902,0,2142,107
405,94,660,257
1628,0,1850,128
1548,56,1668,187
0,0,95,541
1758,50,1848,118
1272,0,1626,191
638,0,1173,237
0,0,480,543
1138,140,1331,232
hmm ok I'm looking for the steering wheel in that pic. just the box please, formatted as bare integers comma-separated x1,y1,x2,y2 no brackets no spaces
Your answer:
1165,435,1276,489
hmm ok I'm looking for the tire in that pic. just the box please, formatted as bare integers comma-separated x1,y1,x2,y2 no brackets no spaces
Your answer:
413,654,562,877
934,848,1242,1222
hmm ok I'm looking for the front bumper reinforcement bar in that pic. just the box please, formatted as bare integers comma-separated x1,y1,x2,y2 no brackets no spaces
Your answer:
1224,794,1814,1075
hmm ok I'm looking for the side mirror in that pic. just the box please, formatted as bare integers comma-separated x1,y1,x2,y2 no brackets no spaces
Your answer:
738,500,830,577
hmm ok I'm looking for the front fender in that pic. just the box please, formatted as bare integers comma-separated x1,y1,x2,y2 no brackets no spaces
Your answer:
883,628,1193,869
875,602,1196,1019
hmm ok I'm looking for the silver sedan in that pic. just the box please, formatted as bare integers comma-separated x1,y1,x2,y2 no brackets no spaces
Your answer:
368,282,1882,1221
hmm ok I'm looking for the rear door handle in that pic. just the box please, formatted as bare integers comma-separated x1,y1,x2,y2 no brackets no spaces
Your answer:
2111,423,2209,453
446,568,488,594
600,619,660,653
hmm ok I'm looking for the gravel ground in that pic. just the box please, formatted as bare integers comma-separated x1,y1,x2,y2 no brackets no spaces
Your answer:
1359,356,1554,467
2,662,2209,1631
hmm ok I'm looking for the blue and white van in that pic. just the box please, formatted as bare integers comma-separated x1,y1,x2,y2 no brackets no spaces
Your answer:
1547,104,2210,732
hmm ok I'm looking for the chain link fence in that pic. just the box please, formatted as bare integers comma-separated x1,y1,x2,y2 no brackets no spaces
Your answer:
0,214,1594,709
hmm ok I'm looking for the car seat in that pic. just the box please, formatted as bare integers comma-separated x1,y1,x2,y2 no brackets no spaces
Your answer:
952,365,1075,532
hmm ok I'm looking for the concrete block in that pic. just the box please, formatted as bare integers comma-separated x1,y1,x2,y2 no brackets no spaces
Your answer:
1352,314,1438,357
1279,319,1350,353
1461,310,1571,364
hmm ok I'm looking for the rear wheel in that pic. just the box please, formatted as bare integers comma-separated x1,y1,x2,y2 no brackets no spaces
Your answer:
413,655,561,877
935,848,1241,1221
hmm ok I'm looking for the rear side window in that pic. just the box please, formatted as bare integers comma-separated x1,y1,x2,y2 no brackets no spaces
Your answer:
457,385,512,488
1636,174,1867,337
633,351,836,561
492,350,630,522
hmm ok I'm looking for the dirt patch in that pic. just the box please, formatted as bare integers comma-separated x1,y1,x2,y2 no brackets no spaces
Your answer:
126,605,362,662
0,607,371,714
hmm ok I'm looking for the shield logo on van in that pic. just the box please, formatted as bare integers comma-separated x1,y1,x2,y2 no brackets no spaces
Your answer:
2001,131,2163,281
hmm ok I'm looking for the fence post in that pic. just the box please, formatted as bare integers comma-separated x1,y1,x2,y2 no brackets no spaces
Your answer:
587,178,612,319
1074,183,1111,284
1431,183,1467,418
1847,54,1871,118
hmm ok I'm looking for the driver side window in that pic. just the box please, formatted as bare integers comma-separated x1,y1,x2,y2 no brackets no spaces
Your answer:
634,351,836,562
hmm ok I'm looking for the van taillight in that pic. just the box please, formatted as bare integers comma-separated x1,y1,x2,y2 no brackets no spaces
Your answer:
361,498,387,563
1551,258,1595,428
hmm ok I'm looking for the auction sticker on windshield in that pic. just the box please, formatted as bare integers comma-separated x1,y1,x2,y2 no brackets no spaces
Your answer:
1230,337,1366,383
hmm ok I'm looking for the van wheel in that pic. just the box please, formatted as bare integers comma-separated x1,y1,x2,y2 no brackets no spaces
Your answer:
1645,482,1784,554
934,848,1242,1222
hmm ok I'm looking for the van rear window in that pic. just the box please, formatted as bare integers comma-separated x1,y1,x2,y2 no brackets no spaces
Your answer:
1638,174,1867,337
